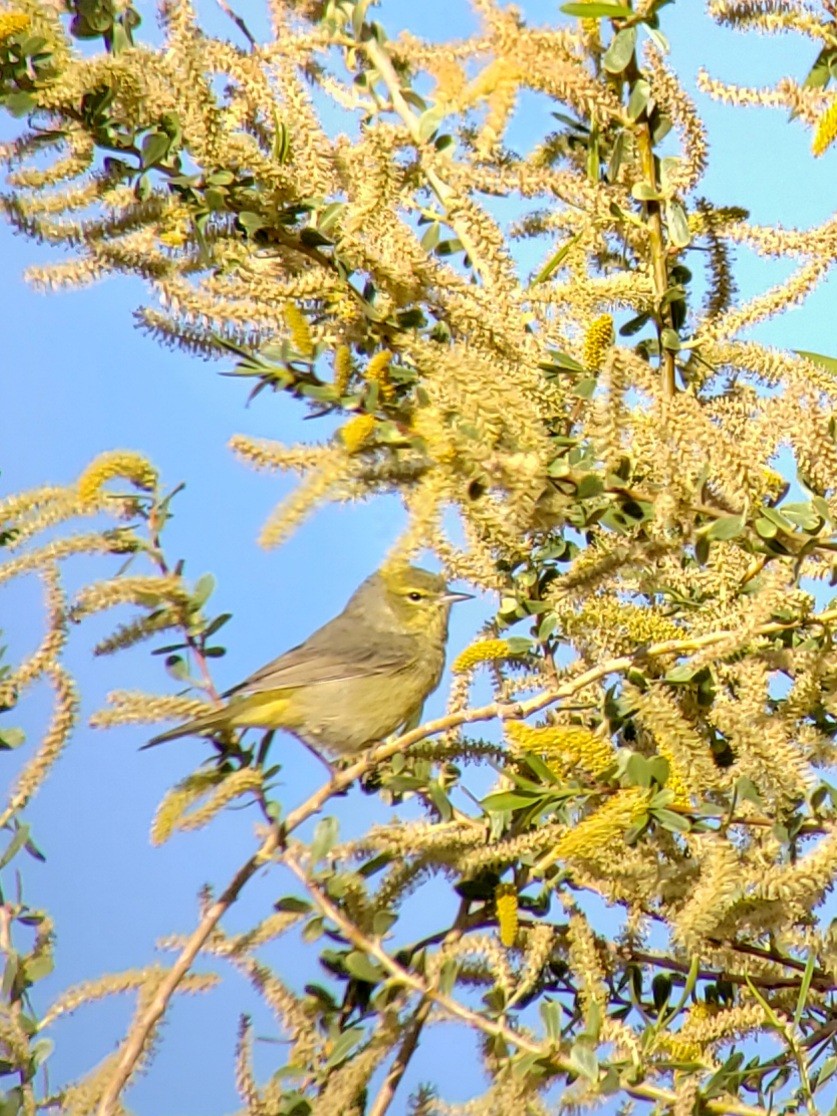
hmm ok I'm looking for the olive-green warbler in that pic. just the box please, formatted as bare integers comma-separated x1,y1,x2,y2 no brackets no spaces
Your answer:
148,565,471,755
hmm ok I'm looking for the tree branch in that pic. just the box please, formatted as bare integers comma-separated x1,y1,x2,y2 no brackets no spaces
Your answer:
96,825,281,1116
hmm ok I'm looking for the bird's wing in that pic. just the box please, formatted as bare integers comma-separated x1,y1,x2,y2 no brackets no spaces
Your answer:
224,620,416,697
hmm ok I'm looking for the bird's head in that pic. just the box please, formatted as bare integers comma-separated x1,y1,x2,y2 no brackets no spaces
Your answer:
360,564,472,637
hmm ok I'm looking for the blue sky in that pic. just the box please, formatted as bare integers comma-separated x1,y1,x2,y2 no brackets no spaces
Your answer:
3,2,837,1112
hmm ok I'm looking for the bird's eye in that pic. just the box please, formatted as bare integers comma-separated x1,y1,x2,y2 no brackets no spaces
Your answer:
407,591,423,602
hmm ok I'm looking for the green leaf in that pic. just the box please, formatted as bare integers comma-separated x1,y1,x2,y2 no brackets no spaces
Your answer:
0,728,25,751
540,999,563,1044
372,910,397,937
140,131,170,170
759,506,795,533
202,613,232,637
539,350,584,374
626,79,651,122
301,916,324,943
0,825,30,870
344,951,384,984
560,2,633,16
481,791,540,812
586,128,600,182
632,182,663,202
420,222,440,252
435,237,463,257
781,499,823,528
427,780,453,822
735,776,764,808
576,473,604,498
310,816,339,862
646,25,670,53
652,973,671,1010
705,514,745,541
603,25,637,73
569,1041,599,1082
28,1037,53,1071
793,951,815,1028
323,1026,365,1070
438,958,459,995
21,953,54,985
192,573,215,608
802,48,834,91
619,312,651,336
520,752,561,785
274,896,312,914
660,328,681,351
653,808,691,833
665,663,699,684
538,612,559,641
795,349,837,376
238,211,267,235
625,753,669,789
531,232,583,284
417,107,445,142
754,516,777,539
665,199,691,247
606,129,627,181
573,377,598,399
3,91,37,116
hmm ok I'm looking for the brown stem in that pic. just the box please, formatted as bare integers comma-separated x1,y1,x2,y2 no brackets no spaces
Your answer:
367,999,432,1116
621,42,677,403
635,121,675,399
619,945,833,993
283,853,767,1116
97,596,837,1113
95,825,280,1116
366,901,471,1116
148,503,221,703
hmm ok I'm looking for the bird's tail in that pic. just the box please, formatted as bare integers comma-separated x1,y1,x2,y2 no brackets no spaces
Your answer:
143,706,230,749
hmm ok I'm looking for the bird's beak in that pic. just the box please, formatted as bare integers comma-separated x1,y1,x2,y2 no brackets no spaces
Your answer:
443,589,474,604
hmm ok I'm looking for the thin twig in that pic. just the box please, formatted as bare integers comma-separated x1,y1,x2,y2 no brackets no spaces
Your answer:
366,899,470,1116
283,851,768,1116
95,825,280,1116
617,944,834,993
212,0,256,48
97,602,837,1113
362,36,494,289
367,998,433,1116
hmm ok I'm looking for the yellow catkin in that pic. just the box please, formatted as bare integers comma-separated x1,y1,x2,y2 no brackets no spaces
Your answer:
538,787,650,871
150,770,222,846
0,12,30,41
452,638,516,673
151,767,265,843
76,451,157,505
562,598,683,649
651,1031,704,1064
812,98,837,157
151,767,264,845
339,413,377,454
494,883,519,947
582,314,614,370
506,721,614,778
159,206,191,247
333,344,352,395
655,741,693,808
172,767,264,836
365,349,395,401
284,303,314,358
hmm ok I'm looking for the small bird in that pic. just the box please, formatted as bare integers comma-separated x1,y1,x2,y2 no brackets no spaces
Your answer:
147,564,471,756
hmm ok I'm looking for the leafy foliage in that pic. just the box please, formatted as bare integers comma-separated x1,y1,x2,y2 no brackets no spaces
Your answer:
4,0,837,1114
